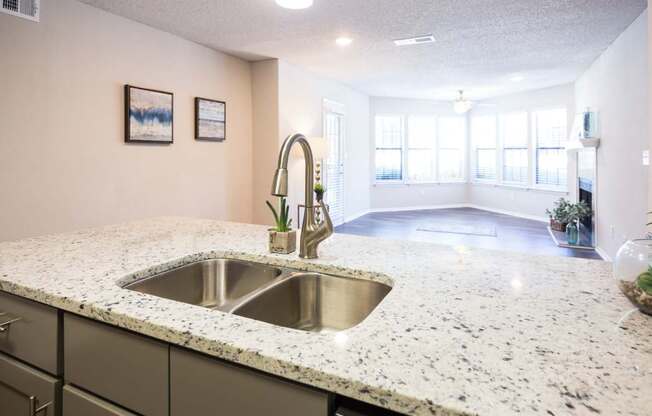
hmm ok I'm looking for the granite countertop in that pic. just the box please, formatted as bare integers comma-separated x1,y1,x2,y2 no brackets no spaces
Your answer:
0,217,650,415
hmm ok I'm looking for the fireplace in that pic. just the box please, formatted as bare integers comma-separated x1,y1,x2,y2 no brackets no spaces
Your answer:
576,147,597,247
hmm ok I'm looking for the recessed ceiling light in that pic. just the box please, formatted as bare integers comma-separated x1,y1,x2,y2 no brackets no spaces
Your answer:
275,0,313,10
510,75,525,82
336,37,353,46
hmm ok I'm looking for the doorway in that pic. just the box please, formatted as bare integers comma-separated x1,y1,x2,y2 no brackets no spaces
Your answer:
323,100,345,226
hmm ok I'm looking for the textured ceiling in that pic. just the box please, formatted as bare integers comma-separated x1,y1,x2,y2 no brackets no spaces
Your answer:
78,0,647,100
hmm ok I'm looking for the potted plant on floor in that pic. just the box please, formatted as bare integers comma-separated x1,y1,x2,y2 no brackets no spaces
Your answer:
564,201,592,246
266,197,296,254
546,198,572,232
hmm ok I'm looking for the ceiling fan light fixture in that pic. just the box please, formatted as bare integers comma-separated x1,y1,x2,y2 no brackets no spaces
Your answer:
453,90,473,114
275,0,313,9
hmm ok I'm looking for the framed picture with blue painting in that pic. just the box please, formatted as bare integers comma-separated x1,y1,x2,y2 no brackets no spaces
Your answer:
125,85,173,144
195,97,226,141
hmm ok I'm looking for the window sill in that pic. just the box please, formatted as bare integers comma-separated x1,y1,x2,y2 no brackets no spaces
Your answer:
470,181,568,195
373,181,466,187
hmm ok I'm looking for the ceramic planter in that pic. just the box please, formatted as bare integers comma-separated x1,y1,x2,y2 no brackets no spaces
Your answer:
268,229,296,254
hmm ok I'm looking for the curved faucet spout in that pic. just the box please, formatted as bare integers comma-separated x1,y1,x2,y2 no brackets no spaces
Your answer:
271,133,333,259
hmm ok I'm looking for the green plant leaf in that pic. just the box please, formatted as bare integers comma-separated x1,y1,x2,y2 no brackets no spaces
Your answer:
266,200,279,229
637,272,652,295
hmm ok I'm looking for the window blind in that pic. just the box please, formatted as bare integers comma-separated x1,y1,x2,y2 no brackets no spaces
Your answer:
533,109,567,188
471,116,497,180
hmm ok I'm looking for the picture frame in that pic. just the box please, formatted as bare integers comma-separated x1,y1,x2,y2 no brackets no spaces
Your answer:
195,97,226,141
124,85,174,144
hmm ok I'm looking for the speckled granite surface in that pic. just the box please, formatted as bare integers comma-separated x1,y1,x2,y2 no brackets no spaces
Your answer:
0,217,650,415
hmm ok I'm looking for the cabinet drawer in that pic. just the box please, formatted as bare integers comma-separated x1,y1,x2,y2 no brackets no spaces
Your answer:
170,346,331,416
0,352,60,416
64,313,169,416
63,385,138,416
0,291,60,374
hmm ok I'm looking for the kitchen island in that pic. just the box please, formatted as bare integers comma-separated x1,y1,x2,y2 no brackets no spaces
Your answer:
0,217,650,415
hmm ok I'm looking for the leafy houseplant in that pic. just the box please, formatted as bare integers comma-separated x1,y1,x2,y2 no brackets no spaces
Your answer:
565,201,592,225
266,197,296,254
314,183,325,202
546,198,572,231
266,197,292,232
563,201,592,246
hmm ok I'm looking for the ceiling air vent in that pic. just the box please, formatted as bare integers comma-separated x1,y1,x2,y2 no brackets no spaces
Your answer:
1,0,40,22
393,34,435,47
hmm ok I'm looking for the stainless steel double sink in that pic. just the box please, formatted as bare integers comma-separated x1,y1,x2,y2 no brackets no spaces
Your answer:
123,259,391,333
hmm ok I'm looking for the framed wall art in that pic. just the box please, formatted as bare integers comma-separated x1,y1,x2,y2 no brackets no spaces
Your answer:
195,97,226,141
125,85,173,144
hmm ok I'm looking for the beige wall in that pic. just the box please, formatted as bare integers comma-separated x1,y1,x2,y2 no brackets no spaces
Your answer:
575,9,648,260
251,60,280,225
649,8,652,234
276,61,371,225
0,0,253,241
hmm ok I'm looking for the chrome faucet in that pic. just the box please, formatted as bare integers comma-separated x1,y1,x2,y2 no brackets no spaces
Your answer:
271,133,333,259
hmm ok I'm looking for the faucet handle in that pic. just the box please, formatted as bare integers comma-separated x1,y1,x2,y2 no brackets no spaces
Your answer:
317,199,333,235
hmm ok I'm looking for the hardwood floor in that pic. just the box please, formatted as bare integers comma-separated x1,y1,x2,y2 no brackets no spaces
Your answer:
335,207,602,260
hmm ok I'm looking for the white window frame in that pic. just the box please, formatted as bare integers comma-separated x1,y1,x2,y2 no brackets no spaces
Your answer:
374,114,466,185
499,111,530,186
374,114,405,183
469,109,568,194
531,108,569,192
470,115,498,184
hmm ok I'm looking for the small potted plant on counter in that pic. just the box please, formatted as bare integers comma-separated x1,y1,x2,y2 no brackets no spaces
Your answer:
546,198,571,232
266,197,296,254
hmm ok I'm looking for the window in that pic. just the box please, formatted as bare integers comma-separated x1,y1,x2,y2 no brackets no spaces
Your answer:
533,109,567,189
375,116,403,181
438,117,465,181
407,116,436,182
500,112,528,184
471,116,497,180
374,115,466,183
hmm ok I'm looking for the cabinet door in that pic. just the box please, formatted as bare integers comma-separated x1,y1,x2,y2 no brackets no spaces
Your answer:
0,291,61,375
0,352,60,416
170,346,331,416
64,313,168,416
63,385,138,416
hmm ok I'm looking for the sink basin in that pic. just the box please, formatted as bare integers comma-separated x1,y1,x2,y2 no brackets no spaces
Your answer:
124,259,391,332
232,273,391,333
123,259,284,310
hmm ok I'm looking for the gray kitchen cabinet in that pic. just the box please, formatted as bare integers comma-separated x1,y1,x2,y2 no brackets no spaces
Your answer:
63,313,169,416
170,346,332,416
0,352,61,416
62,385,138,416
0,291,61,375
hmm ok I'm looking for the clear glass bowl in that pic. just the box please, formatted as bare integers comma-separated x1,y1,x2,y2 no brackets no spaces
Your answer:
614,239,652,315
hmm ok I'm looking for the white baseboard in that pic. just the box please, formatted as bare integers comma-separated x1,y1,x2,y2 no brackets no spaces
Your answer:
343,210,371,223
595,246,612,262
465,204,548,223
367,204,468,214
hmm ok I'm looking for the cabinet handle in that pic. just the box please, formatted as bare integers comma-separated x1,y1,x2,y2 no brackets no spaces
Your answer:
29,396,52,416
0,311,21,332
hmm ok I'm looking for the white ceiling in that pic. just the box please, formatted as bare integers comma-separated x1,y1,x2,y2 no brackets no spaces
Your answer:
79,0,647,100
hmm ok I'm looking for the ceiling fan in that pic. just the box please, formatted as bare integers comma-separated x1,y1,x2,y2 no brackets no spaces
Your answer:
453,90,473,114
452,90,497,114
